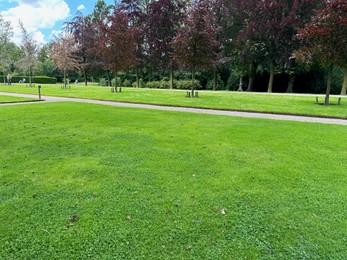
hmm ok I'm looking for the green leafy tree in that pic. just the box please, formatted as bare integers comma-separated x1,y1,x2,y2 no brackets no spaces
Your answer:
0,14,13,83
17,21,38,87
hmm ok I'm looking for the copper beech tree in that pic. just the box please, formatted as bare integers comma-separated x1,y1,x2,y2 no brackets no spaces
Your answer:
173,0,221,97
97,8,139,92
297,0,347,104
50,33,81,89
65,13,97,86
234,0,323,93
145,0,186,89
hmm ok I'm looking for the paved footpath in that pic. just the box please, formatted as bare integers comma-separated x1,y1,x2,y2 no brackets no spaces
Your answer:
1,92,346,126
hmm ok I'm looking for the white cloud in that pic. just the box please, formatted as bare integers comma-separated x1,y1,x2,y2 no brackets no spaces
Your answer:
0,0,70,45
77,4,85,11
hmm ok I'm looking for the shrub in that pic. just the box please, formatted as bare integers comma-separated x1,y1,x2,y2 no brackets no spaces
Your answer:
123,79,132,87
99,78,108,86
3,76,57,84
206,73,225,90
111,77,122,87
143,80,202,90
132,79,145,88
175,80,202,90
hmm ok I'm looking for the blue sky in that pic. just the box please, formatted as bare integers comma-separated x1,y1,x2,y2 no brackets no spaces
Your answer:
0,0,114,45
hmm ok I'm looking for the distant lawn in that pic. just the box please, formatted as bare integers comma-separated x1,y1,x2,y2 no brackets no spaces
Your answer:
0,102,346,259
1,84,347,118
0,94,37,103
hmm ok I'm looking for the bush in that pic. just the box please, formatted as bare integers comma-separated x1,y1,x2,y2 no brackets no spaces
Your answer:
132,79,145,88
123,79,132,87
175,80,202,90
206,73,225,90
99,78,108,86
3,76,57,84
144,80,202,90
111,77,122,87
146,80,170,89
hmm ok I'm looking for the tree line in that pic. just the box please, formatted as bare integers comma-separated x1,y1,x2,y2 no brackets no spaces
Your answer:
0,0,346,103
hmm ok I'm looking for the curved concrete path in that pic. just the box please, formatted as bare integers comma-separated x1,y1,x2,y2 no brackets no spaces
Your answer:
1,92,346,126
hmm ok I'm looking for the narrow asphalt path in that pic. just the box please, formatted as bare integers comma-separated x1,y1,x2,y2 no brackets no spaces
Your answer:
1,91,346,126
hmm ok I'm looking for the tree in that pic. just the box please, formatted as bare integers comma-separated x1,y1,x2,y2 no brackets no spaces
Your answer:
66,13,98,86
145,0,186,89
97,7,139,92
0,14,13,83
235,0,323,93
173,0,222,96
91,0,113,23
297,0,347,103
17,21,38,87
120,0,146,88
50,33,81,89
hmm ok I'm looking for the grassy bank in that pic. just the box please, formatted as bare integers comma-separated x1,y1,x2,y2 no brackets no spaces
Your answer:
0,102,346,258
0,95,37,103
1,84,347,118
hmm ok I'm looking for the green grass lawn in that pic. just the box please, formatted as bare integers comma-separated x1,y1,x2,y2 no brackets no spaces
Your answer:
1,84,347,118
0,102,346,258
0,94,37,103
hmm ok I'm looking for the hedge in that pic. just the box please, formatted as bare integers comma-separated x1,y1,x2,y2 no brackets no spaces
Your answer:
135,80,202,90
1,76,57,84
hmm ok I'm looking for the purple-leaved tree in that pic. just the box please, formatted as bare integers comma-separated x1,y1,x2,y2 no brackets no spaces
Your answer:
173,0,222,96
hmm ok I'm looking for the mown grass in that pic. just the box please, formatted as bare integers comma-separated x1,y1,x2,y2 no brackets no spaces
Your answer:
1,84,347,118
0,102,346,259
0,95,37,103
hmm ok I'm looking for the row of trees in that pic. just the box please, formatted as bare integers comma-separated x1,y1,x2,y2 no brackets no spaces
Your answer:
0,0,346,103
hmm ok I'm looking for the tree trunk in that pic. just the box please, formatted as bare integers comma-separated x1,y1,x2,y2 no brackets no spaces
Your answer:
213,68,217,91
340,67,347,95
246,63,256,92
115,71,118,92
191,66,195,97
286,74,295,93
238,77,243,91
107,71,111,87
170,66,174,90
325,66,333,106
29,68,32,87
136,67,140,88
267,62,275,93
247,76,254,91
84,68,87,86
63,69,67,89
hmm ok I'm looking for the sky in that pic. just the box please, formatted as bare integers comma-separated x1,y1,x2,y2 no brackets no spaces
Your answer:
0,0,114,46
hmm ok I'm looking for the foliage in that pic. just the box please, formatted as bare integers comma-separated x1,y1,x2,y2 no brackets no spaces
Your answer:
17,21,38,86
50,33,82,89
145,79,202,89
0,14,13,75
297,0,347,100
0,14,12,51
173,0,221,71
145,0,186,70
296,0,347,68
173,0,222,94
97,7,139,88
65,13,98,86
234,0,323,92
206,73,224,90
4,76,57,84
